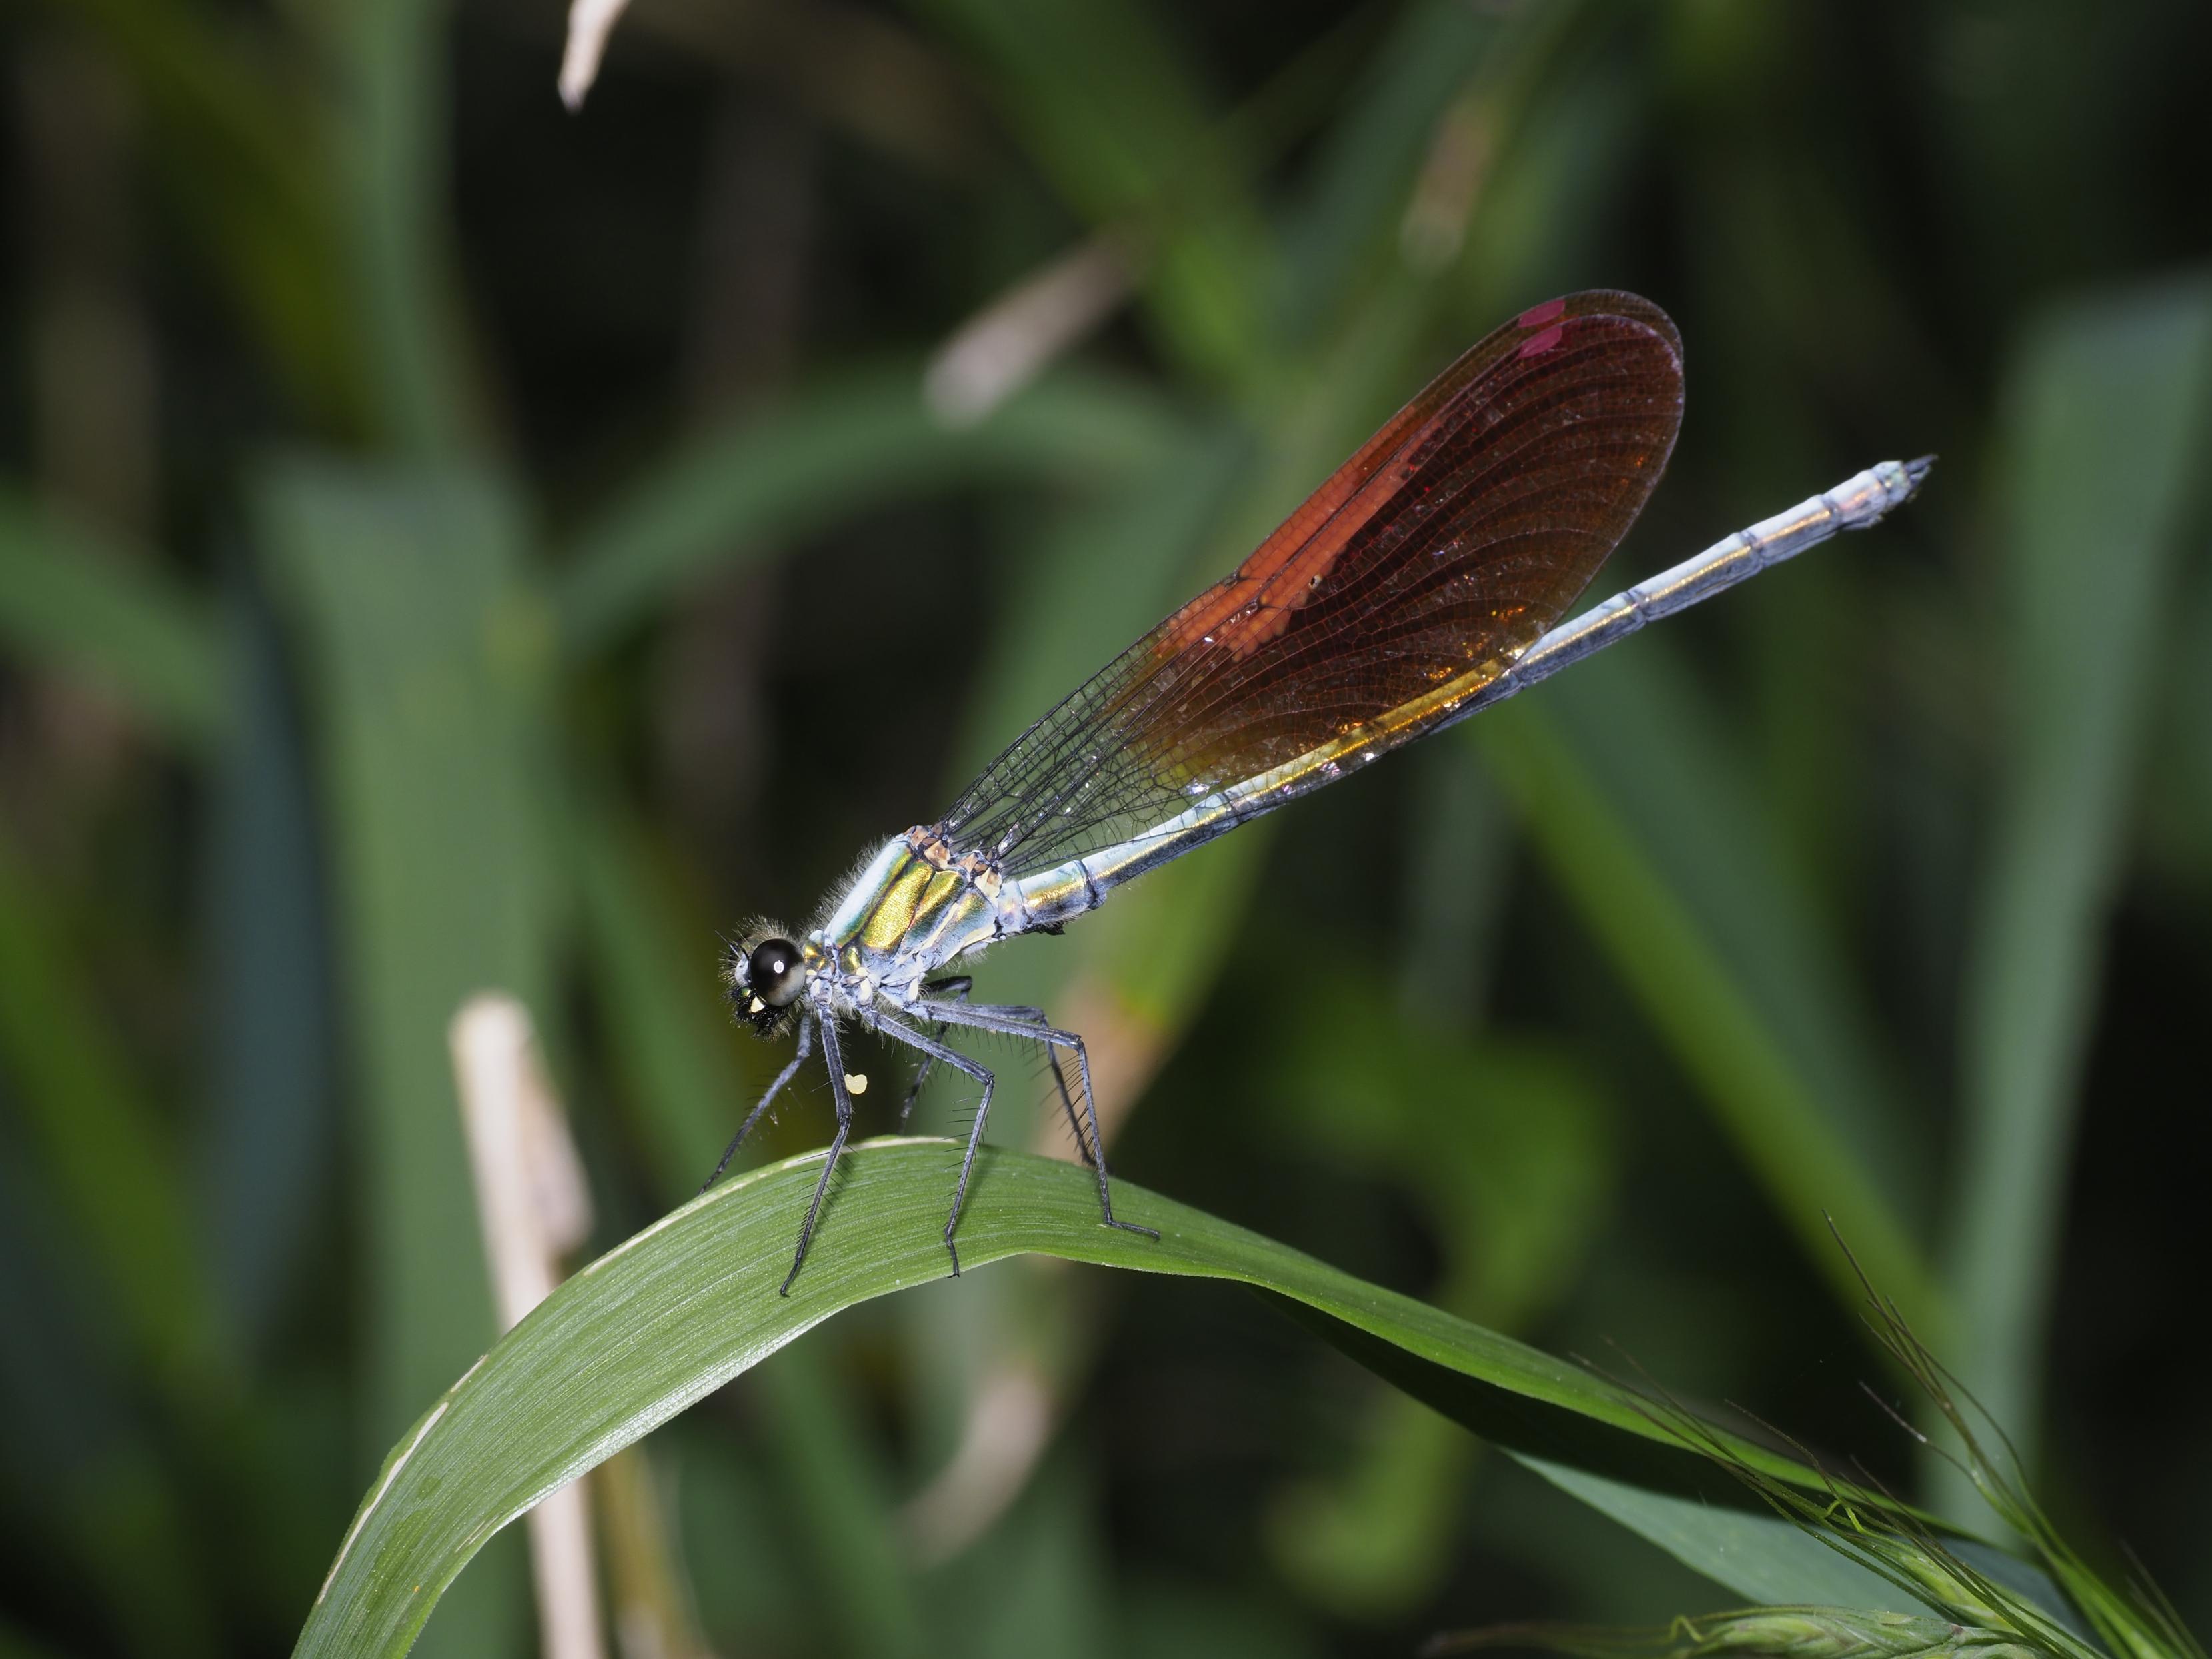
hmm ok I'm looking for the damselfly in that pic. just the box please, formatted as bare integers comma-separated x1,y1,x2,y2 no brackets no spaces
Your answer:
713,291,1930,1294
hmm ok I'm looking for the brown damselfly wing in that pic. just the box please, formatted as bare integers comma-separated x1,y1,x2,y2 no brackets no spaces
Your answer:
938,290,1684,877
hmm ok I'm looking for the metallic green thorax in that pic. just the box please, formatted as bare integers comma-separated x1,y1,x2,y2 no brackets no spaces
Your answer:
810,832,1005,1006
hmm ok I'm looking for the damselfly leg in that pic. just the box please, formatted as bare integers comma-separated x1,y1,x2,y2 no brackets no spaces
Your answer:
868,1009,998,1275
908,996,1159,1247
898,974,972,1126
902,976,1092,1166
704,1010,815,1190
780,1018,858,1296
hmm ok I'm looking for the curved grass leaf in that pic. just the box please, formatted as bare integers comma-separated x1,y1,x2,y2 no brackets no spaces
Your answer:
568,791,930,1649
299,1138,1953,1659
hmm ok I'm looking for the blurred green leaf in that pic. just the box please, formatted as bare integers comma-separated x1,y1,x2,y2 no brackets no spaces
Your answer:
0,1138,221,1659
0,489,225,747
592,1444,712,1659
200,579,334,1348
328,0,481,454
666,1431,808,1646
945,431,1246,787
1266,1019,1616,1613
620,0,991,179
555,363,1192,655
257,457,561,1658
1274,0,1518,333
912,0,1273,383
752,1348,930,1659
0,824,227,1404
1397,745,1516,1021
1118,1578,1322,1659
928,1458,1117,1659
1945,273,2212,1475
298,1137,1978,1658
1442,44,1644,325
45,0,361,424
2163,559,2212,880
1475,645,1941,1340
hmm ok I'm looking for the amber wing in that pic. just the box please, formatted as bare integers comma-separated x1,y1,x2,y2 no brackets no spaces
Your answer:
938,291,1685,878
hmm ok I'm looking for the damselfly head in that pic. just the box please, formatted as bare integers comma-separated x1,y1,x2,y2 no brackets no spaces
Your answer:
725,929,807,1034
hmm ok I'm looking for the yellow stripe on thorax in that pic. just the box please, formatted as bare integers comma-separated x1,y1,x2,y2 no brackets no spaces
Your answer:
852,854,972,952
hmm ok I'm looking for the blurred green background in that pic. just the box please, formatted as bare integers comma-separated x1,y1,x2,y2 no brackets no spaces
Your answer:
3,0,2210,1654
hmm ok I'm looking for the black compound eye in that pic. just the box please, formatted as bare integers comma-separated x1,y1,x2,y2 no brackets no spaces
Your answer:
746,938,806,1008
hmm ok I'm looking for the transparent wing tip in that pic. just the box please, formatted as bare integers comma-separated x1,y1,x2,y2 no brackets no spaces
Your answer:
1903,454,1937,494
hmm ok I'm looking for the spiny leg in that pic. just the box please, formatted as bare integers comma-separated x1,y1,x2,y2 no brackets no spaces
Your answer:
909,985,1088,1162
970,1002,1090,1164
704,1012,814,1190
898,974,972,1126
908,998,1157,1242
870,1010,998,1274
1038,1046,1090,1168
780,1016,854,1296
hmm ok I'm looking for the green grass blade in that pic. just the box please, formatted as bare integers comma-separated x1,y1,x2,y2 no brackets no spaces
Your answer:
201,580,335,1348
913,0,1271,383
554,363,1188,655
1273,0,1522,335
297,1138,1984,1658
1475,654,1941,1339
1945,275,2212,1472
330,0,477,453
0,488,225,747
258,457,562,1658
1517,1460,1917,1611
